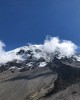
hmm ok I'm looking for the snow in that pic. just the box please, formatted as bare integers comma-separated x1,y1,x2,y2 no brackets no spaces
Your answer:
26,63,33,67
1,44,80,66
38,62,47,67
9,66,16,70
74,55,80,61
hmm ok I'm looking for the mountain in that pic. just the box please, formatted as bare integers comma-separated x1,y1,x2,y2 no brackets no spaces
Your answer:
0,44,80,72
0,45,80,100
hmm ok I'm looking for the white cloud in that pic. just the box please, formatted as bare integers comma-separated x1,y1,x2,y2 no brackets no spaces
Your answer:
0,37,78,64
43,36,77,57
0,41,21,64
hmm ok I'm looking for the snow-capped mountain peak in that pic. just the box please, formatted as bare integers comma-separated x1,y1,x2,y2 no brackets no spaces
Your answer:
0,44,80,72
7,44,80,63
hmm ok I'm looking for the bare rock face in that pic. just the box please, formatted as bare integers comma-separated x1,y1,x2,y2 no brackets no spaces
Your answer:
0,61,80,100
40,83,80,100
0,67,57,100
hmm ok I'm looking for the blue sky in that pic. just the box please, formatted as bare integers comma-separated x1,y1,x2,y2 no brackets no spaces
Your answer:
0,0,80,51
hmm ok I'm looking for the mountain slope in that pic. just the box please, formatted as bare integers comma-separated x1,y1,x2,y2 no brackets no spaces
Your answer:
0,45,80,100
0,44,80,72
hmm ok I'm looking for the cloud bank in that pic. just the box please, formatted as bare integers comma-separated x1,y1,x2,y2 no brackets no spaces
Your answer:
0,41,21,64
43,36,77,57
0,36,78,64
